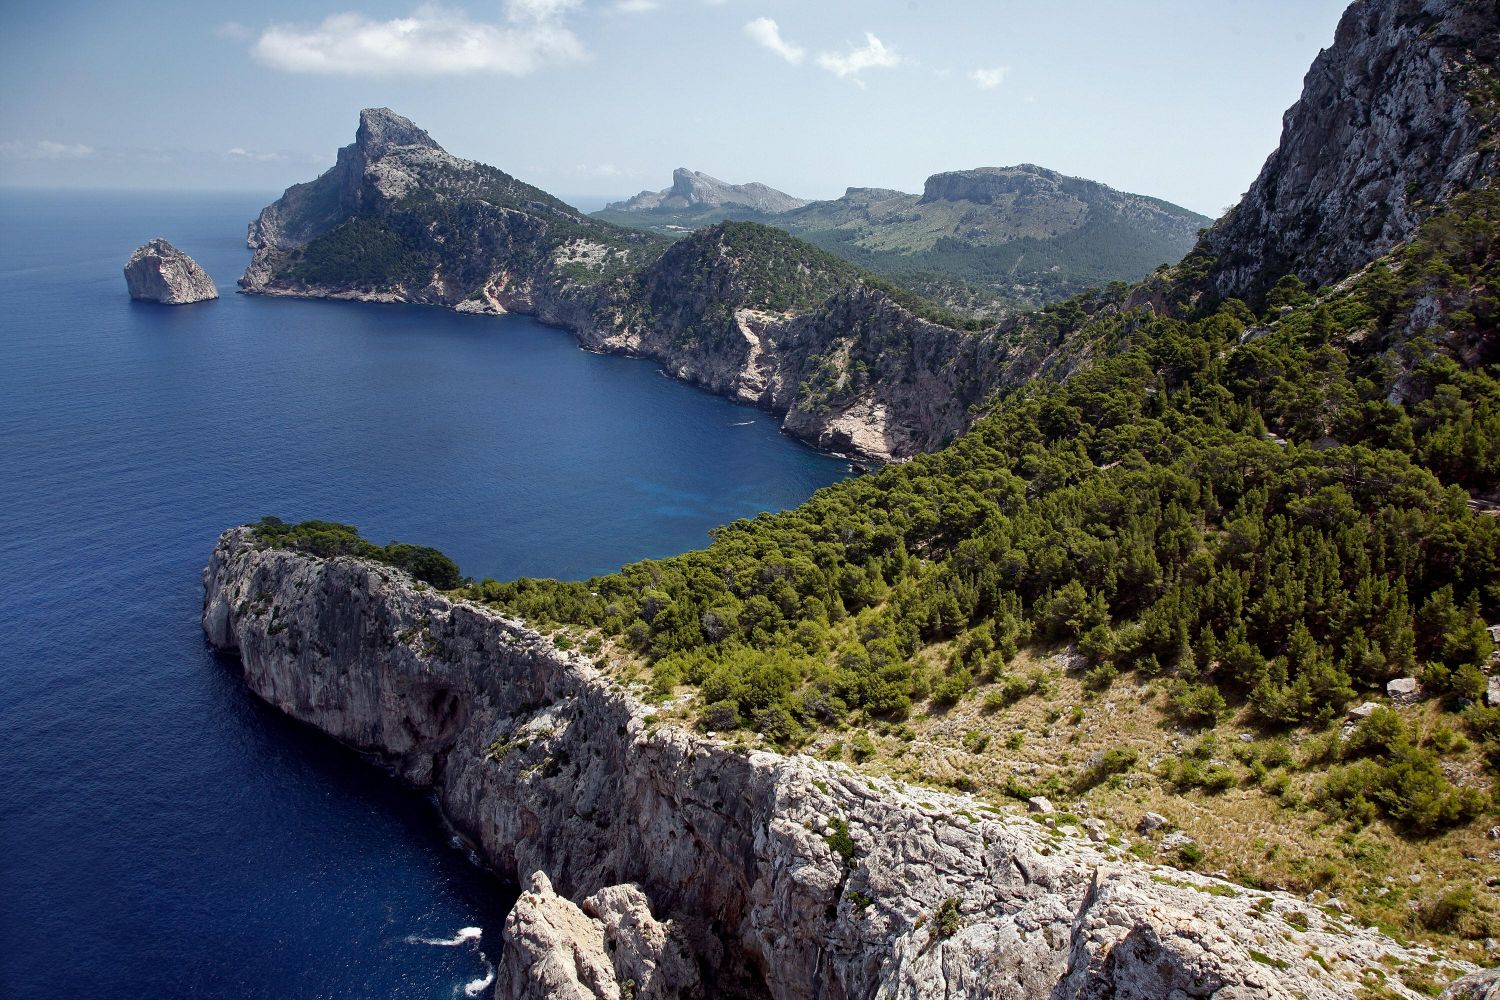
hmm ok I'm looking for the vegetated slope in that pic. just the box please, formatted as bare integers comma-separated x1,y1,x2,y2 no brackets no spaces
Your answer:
240,112,1083,460
594,164,1210,319
469,183,1500,962
439,0,1500,958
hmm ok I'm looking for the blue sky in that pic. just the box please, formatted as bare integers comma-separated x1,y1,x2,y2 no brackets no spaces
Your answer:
0,0,1348,216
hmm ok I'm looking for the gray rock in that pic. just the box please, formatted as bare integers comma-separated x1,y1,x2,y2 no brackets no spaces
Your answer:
1160,831,1195,851
1026,795,1055,814
202,530,1476,999
1137,812,1168,835
496,873,702,1000
1199,0,1499,303
123,239,217,304
1082,819,1107,843
497,871,620,1000
1487,675,1500,708
1388,677,1424,704
1349,701,1381,719
1438,968,1500,1000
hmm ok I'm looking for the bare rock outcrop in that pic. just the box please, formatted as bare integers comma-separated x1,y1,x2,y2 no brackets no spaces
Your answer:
497,873,702,1000
123,239,217,304
1199,0,1499,302
202,528,1472,999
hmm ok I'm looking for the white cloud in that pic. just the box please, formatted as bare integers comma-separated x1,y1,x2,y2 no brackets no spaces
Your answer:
815,33,899,81
969,66,1009,90
224,147,287,162
744,17,803,65
250,1,585,76
0,139,95,160
613,0,660,11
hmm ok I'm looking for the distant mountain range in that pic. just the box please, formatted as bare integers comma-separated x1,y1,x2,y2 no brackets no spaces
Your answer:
593,165,1210,317
607,168,809,215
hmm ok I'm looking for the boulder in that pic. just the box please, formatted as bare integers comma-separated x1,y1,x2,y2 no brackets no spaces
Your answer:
1026,796,1055,814
1137,812,1169,835
124,239,217,304
1487,675,1500,708
1348,701,1381,720
1387,677,1423,705
1438,968,1500,1000
1160,832,1195,852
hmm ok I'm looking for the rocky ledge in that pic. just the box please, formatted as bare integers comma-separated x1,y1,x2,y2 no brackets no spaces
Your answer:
124,238,218,304
201,527,1478,999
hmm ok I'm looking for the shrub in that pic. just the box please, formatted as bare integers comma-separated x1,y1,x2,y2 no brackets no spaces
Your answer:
701,700,742,731
1170,682,1227,727
1178,841,1206,867
931,668,972,707
935,896,962,937
253,518,462,589
825,817,855,864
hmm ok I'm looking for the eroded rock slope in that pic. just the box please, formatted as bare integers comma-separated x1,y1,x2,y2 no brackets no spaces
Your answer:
203,528,1467,999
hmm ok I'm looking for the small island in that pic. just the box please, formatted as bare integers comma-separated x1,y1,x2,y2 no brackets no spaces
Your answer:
124,239,218,304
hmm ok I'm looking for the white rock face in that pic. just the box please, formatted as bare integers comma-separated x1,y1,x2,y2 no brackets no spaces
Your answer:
123,239,217,304
201,529,1472,999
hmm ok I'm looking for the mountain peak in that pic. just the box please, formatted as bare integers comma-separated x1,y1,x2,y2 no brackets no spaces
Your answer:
1198,0,1499,301
355,108,442,157
608,169,808,214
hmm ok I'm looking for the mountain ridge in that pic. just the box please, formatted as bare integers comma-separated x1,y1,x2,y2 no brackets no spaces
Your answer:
595,163,1210,317
607,167,809,214
239,0,1496,466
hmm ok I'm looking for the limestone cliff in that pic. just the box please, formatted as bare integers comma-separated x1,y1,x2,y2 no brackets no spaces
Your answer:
1199,0,1499,302
203,528,1471,999
124,239,218,304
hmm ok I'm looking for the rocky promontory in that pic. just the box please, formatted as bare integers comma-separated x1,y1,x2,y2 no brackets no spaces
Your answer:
124,239,217,304
202,527,1472,999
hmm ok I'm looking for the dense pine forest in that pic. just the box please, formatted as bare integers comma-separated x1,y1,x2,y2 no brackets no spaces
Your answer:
472,192,1497,765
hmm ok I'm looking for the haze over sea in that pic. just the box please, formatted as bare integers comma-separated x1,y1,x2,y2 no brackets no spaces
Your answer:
0,190,848,997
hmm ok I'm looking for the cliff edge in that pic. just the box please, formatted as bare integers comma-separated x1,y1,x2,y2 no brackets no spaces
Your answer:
203,527,1468,999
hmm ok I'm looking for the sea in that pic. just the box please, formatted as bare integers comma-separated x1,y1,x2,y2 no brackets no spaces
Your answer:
0,190,849,997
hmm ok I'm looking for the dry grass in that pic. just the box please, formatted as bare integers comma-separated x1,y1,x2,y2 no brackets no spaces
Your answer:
542,621,1499,964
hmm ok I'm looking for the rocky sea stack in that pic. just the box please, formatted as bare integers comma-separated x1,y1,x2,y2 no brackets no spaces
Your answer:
123,239,217,304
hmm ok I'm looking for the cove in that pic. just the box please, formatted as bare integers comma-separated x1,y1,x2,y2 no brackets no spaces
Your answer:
0,190,848,998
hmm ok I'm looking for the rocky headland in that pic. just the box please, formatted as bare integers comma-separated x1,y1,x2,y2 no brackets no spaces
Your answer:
124,238,218,304
234,0,1497,464
203,527,1477,999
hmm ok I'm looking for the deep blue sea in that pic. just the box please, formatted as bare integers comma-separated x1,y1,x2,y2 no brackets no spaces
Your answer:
0,190,848,997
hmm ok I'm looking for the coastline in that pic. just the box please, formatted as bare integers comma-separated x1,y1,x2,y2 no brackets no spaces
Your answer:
203,526,1468,999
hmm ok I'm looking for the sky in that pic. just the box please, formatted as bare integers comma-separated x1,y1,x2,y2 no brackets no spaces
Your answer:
0,0,1350,217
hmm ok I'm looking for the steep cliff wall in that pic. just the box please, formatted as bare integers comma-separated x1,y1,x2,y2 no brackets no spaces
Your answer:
1200,0,1499,302
203,528,1466,999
